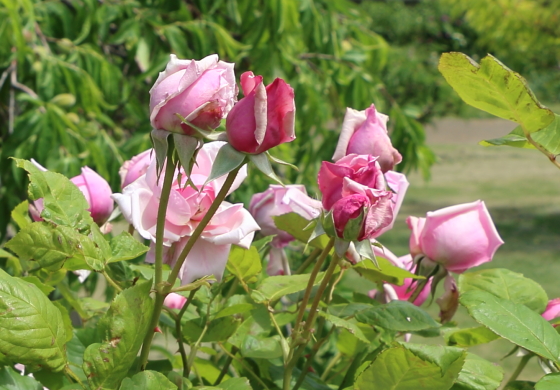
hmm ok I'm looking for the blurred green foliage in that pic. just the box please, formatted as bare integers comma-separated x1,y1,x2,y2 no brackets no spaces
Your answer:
0,0,557,239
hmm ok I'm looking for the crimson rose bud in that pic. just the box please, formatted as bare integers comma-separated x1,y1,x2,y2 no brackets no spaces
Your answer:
226,72,295,154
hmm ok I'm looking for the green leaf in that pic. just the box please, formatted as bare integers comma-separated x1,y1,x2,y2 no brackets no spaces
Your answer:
318,312,369,343
107,232,149,264
445,326,499,348
535,374,560,390
438,53,554,133
213,303,254,320
252,272,326,303
11,200,31,230
402,344,465,374
328,303,375,318
273,213,330,249
228,306,272,348
226,246,262,285
6,222,102,271
355,300,440,332
15,159,93,230
460,290,560,363
241,335,283,359
248,153,283,184
83,280,155,389
119,370,178,390
20,276,55,296
0,269,67,371
216,377,252,390
182,316,240,343
353,346,465,390
0,367,43,390
206,143,246,184
481,115,560,156
450,352,503,390
458,268,548,313
353,258,422,286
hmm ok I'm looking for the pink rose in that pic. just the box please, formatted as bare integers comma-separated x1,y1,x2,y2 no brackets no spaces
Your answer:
30,164,114,226
249,185,322,275
542,298,560,322
164,293,187,310
226,72,295,154
119,149,154,188
406,200,504,273
332,105,402,173
149,54,237,134
318,154,393,240
113,141,260,285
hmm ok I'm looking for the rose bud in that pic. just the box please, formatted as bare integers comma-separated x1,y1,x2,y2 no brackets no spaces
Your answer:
164,293,187,310
332,105,402,173
119,149,154,188
30,166,113,226
149,54,237,134
226,72,295,154
406,200,504,273
542,298,560,324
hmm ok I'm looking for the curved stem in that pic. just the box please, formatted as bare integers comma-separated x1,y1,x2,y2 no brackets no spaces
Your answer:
166,165,244,287
101,270,122,292
407,278,429,304
526,132,560,170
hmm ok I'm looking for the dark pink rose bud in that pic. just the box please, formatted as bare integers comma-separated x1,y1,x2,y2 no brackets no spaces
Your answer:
226,72,295,154
406,200,504,273
150,54,237,134
119,149,154,188
332,105,402,173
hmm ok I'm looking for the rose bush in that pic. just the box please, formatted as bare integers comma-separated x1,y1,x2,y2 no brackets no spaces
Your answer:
149,54,237,134
226,71,296,154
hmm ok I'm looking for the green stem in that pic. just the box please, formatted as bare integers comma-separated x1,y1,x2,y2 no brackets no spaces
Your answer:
64,366,83,386
507,354,533,384
295,248,322,275
338,350,367,390
177,288,199,378
218,343,270,389
407,277,429,304
102,270,122,292
155,143,177,289
138,143,177,371
166,165,244,287
320,351,342,382
293,239,335,336
293,326,336,390
214,346,238,385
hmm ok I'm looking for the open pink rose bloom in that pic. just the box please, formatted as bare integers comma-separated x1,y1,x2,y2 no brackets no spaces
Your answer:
113,141,260,284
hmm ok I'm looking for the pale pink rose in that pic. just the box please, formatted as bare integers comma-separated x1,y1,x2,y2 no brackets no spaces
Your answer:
249,185,322,275
318,154,393,240
120,149,154,188
436,275,459,323
29,163,113,226
226,72,295,154
150,54,237,134
113,141,259,285
542,298,560,322
406,200,504,273
332,105,402,173
164,293,187,310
